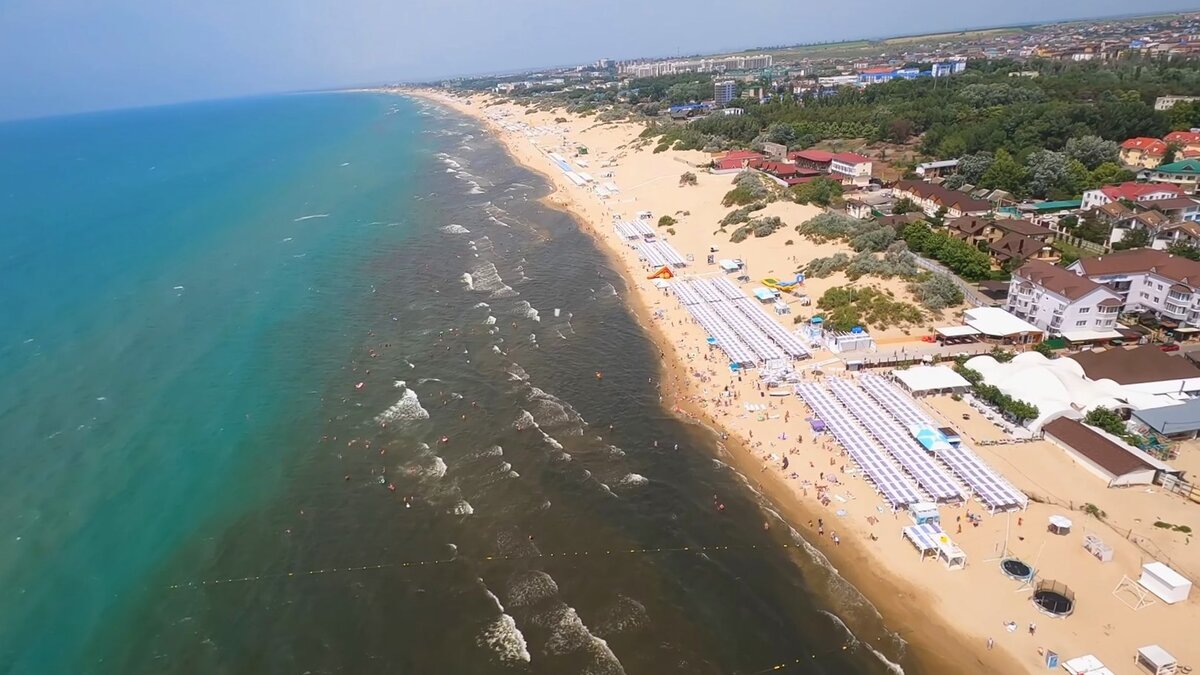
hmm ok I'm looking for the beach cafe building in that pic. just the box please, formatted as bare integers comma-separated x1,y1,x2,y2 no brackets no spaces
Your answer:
963,307,1043,345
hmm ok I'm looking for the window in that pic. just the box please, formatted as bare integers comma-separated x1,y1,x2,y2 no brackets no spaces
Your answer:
1158,284,1165,291
1078,307,1090,314
1076,320,1087,326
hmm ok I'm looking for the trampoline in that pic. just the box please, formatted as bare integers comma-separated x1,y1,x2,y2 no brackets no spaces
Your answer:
1001,558,1034,581
1032,579,1075,617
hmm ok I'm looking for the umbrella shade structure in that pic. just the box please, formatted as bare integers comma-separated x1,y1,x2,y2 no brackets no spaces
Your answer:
1049,515,1073,535
910,425,954,453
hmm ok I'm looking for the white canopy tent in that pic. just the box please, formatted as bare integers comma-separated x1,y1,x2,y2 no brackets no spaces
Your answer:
1062,654,1114,675
892,366,971,396
1135,645,1177,675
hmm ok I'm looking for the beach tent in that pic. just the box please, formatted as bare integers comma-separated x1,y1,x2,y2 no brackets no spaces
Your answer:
1139,562,1192,604
752,287,779,302
908,425,953,453
1062,655,1114,675
901,523,943,560
908,502,940,526
719,259,741,272
936,534,966,570
1135,645,1177,675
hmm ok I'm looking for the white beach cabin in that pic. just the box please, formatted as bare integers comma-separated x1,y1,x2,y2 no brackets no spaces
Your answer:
1135,645,1177,675
1139,562,1192,605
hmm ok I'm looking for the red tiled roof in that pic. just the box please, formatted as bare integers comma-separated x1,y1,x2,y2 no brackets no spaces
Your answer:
790,149,834,163
861,67,895,74
1165,130,1200,146
722,150,764,161
1121,137,1168,155
831,152,872,165
1099,182,1184,202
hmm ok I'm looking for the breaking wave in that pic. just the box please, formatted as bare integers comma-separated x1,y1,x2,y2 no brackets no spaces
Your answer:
440,224,471,234
477,614,530,665
470,262,517,299
375,387,430,425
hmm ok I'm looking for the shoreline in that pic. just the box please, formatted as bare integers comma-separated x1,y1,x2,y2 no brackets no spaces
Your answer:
401,88,1027,675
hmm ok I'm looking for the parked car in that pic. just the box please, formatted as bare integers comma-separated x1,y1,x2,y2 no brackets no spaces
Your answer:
1160,343,1180,352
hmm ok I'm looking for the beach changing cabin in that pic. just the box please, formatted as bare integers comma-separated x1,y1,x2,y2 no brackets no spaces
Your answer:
1139,562,1192,605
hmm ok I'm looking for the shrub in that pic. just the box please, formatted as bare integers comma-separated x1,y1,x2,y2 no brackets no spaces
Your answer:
679,171,698,187
816,286,925,331
797,212,876,243
910,273,964,310
658,215,677,228
953,363,1039,423
730,216,785,242
720,202,767,226
722,171,773,206
850,227,895,253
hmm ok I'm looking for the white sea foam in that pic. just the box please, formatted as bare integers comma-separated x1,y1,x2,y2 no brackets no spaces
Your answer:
416,377,442,385
512,410,536,431
617,473,648,488
511,301,540,322
472,302,490,310
506,363,529,382
535,605,626,673
540,431,563,450
593,595,648,638
470,262,517,299
449,498,474,516
292,213,329,222
374,387,429,425
506,570,559,608
606,445,626,458
440,224,471,234
526,386,585,433
460,273,474,290
477,614,530,664
818,611,905,675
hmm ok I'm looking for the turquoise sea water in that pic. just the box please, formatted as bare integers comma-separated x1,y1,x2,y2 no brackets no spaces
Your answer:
0,94,914,675
0,93,428,673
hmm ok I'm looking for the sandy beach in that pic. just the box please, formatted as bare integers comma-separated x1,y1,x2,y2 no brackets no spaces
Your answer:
400,89,1200,675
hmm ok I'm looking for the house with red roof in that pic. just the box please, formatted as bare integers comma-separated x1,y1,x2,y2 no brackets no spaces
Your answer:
788,149,834,172
1164,130,1200,153
713,150,765,174
1120,137,1168,168
1081,181,1185,211
829,152,873,185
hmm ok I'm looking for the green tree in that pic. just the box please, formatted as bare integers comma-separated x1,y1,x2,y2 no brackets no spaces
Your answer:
1168,241,1200,260
1025,150,1076,198
1089,162,1137,189
1064,135,1119,170
957,151,994,184
679,171,698,187
791,177,843,206
980,149,1027,195
892,197,919,215
1163,143,1181,165
1033,341,1056,358
1113,228,1150,250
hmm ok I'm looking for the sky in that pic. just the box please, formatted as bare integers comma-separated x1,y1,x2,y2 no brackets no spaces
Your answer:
1,0,1198,121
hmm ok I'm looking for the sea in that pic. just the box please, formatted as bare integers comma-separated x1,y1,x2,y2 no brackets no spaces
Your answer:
0,93,915,674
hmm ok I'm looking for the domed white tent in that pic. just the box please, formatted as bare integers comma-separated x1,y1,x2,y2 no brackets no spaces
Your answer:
962,352,1165,432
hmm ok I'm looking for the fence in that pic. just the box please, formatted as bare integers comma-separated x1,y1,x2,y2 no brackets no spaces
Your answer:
1052,231,1108,255
910,254,992,307
1160,474,1200,504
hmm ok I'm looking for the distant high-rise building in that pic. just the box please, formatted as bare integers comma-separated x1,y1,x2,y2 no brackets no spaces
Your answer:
714,80,736,106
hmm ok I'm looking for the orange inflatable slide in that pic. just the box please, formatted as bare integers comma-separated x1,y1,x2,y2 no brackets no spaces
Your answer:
647,266,674,280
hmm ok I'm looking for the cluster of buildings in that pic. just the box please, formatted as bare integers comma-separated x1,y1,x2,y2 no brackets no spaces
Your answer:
618,54,774,78
1008,248,1200,339
712,147,874,187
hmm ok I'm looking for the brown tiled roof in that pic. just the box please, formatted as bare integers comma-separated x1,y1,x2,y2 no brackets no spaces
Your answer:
1067,345,1200,385
947,216,991,237
993,219,1054,237
989,233,1047,262
1098,297,1123,307
1096,201,1134,219
1015,259,1111,301
877,213,925,228
894,180,992,214
1149,197,1200,211
1130,210,1169,228
1075,249,1200,287
1043,418,1154,478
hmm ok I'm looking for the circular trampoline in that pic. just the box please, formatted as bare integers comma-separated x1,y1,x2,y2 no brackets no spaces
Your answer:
1001,558,1034,581
1032,579,1075,618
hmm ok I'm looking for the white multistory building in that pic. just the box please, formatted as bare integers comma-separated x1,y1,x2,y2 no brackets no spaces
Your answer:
1007,259,1122,338
1067,249,1200,329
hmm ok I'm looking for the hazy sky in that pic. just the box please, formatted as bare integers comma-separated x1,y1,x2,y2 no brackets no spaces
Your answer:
2,0,1197,121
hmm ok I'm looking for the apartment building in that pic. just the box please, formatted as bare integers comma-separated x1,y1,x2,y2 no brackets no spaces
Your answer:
828,152,873,186
1069,249,1200,329
1119,137,1168,168
1148,159,1200,195
1007,260,1122,336
1080,182,1184,211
